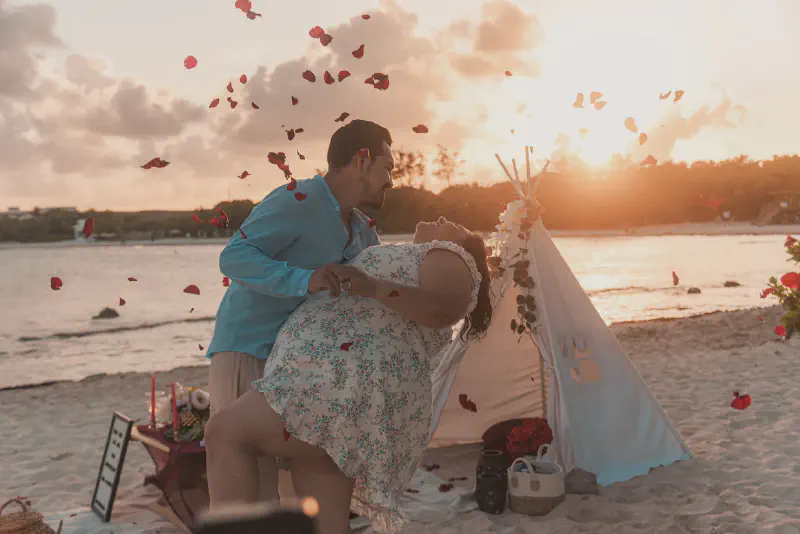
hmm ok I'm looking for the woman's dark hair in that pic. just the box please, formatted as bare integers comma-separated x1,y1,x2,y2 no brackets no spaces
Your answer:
459,233,493,342
327,120,393,169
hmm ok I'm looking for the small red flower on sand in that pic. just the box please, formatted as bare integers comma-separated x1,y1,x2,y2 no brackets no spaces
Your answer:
184,55,198,69
369,218,376,227
183,285,201,295
50,277,63,291
251,102,260,109
338,70,351,82
209,98,219,108
361,13,370,19
504,70,512,76
227,82,234,93
287,178,298,191
438,483,454,493
239,229,247,239
388,290,400,297
294,192,307,201
731,391,751,410
324,71,335,85
128,277,137,282
238,170,250,179
291,96,299,105
412,124,429,134
119,298,126,306
775,325,786,337
340,342,353,351
81,217,95,238
297,150,305,160
302,70,316,83
780,272,800,289
222,277,230,287
672,271,679,286
283,428,291,441
335,112,350,122
352,44,365,59
235,0,251,13
786,235,797,248
141,157,170,169
760,288,774,298
239,74,247,84
458,393,478,412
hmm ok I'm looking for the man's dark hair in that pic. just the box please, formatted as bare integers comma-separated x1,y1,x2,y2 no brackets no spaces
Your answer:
327,120,392,170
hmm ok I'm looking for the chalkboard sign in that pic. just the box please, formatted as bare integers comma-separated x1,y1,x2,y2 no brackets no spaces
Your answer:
91,412,133,522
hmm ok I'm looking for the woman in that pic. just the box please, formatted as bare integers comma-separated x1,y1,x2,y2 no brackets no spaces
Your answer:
205,217,492,534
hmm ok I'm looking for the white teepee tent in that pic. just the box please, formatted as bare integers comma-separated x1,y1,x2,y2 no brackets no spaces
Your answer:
426,154,692,486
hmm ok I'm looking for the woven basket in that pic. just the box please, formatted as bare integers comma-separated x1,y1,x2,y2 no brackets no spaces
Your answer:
507,444,565,517
0,499,62,534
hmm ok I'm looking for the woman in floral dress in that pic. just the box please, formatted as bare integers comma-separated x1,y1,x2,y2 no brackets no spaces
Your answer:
206,217,492,534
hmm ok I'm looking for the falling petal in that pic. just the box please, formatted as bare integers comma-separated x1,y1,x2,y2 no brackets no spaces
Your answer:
324,71,335,85
294,192,307,201
309,26,325,39
227,82,234,93
119,298,126,306
80,217,95,238
183,55,198,70
222,277,230,287
624,117,638,133
589,91,602,104
337,70,351,82
352,44,365,59
50,277,63,291
239,74,247,84
251,102,259,109
361,13,370,19
297,150,305,160
672,271,679,286
364,77,374,85
128,277,138,282
209,98,220,108
246,10,261,19
291,96,299,105
238,170,250,179
141,157,170,169
573,93,584,108
287,178,298,191
183,285,201,295
286,129,296,141
457,393,478,412
302,70,316,83
199,344,204,351
639,132,648,146
439,483,454,493
320,33,333,46
731,391,752,410
235,0,251,13
504,70,512,76
674,90,685,102
593,100,607,110
229,99,238,109
268,151,287,165
659,90,672,100
412,124,429,134
334,112,350,122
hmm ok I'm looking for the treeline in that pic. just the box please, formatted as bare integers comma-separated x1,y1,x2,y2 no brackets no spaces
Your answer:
1,153,799,242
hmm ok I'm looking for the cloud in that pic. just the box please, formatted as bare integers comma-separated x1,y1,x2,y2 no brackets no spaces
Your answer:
64,54,115,93
449,0,543,78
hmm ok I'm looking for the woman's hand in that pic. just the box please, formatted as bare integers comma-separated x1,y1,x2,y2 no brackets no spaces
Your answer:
335,265,379,299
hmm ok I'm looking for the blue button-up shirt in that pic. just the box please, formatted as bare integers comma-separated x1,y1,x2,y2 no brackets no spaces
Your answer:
206,175,380,360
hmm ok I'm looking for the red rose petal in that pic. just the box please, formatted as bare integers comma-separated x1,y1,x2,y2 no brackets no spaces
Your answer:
119,298,126,306
672,271,679,286
302,70,316,83
140,157,170,170
81,217,95,238
183,285,201,295
458,393,478,412
388,290,400,297
226,82,234,93
246,10,261,19
268,151,287,165
364,77,375,85
291,96,299,105
338,70,351,82
239,229,247,239
235,0,251,13
335,112,350,122
352,44,365,59
294,192,307,201
184,55,198,70
731,392,751,410
199,344,204,351
238,170,250,179
438,483,454,493
50,277,63,291
192,214,204,223
209,98,220,108
422,464,440,472
128,277,137,282
222,277,230,287
412,124,429,134
780,272,800,289
297,150,305,160
361,13,370,19
324,71,335,85
320,33,333,46
287,178,298,191
504,70,512,76
309,26,325,39
239,74,247,84
373,76,389,90
283,428,291,441
340,342,353,351
760,288,774,298
286,129,296,141
775,325,787,337
251,102,259,109
229,99,238,109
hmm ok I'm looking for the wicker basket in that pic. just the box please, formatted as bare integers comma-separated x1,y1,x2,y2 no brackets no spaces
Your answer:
0,499,62,534
507,444,565,516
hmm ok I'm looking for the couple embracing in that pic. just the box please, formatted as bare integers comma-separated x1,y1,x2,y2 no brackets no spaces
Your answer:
204,120,493,534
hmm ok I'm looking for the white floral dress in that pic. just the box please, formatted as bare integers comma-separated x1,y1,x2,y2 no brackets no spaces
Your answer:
253,241,481,532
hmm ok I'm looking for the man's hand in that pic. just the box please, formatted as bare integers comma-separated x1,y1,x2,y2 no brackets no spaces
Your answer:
335,265,379,299
308,263,345,296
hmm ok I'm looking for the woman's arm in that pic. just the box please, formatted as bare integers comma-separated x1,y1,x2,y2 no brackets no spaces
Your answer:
337,249,473,328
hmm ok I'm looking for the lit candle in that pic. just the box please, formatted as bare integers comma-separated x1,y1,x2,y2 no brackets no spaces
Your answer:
171,381,178,441
151,375,156,428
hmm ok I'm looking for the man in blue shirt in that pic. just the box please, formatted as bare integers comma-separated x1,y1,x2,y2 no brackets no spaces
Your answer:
206,120,394,504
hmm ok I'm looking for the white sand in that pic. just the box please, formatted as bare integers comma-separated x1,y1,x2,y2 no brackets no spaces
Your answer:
2,306,799,533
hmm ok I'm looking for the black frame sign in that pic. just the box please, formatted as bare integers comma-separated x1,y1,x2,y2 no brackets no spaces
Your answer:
91,412,133,522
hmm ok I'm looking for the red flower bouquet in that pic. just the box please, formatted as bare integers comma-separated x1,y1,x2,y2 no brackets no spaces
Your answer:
506,418,553,460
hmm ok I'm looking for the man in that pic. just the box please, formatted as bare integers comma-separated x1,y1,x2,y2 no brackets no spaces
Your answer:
206,119,394,503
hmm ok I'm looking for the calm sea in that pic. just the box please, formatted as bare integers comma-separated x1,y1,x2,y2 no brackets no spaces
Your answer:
0,234,790,389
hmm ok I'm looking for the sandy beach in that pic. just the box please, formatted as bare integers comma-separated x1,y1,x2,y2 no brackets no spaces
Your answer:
1,305,799,533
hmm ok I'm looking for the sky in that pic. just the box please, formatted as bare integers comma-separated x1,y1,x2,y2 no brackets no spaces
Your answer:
1,0,799,211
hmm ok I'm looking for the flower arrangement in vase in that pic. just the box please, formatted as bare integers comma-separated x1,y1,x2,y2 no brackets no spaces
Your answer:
149,381,211,442
506,417,553,462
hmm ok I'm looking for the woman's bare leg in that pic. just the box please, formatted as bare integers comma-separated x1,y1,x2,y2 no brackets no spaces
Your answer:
205,390,333,508
290,457,355,534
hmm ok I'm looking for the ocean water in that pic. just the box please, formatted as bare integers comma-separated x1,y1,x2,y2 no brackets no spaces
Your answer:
0,234,791,389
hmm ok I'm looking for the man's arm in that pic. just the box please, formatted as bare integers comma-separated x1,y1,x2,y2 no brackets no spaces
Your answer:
220,189,313,298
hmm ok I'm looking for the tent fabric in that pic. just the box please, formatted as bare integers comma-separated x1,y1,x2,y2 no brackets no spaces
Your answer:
428,219,692,486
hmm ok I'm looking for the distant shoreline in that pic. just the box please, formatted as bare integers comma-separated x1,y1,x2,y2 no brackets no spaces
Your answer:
1,222,799,250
